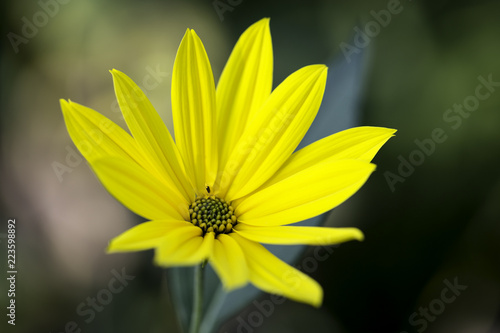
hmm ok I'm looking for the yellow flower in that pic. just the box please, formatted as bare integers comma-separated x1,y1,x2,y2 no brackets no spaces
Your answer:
60,18,395,307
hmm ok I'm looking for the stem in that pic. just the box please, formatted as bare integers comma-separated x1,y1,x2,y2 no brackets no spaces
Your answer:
189,263,204,333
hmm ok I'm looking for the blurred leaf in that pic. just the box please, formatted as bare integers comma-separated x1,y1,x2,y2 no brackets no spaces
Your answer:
168,266,194,333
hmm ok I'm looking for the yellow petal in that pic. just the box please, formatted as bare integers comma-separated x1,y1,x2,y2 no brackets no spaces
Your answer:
220,65,328,201
234,224,364,245
236,159,375,226
154,227,214,266
267,126,396,185
209,234,248,290
111,69,194,202
172,29,217,194
232,233,322,307
92,157,189,221
60,99,145,165
216,18,273,182
108,220,193,252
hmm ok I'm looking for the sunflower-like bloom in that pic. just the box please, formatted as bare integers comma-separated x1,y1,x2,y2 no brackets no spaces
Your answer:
60,18,395,307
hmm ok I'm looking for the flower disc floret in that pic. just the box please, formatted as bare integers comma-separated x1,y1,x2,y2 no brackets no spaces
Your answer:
189,197,237,235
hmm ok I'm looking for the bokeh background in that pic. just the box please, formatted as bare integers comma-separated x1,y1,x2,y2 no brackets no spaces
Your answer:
1,0,500,332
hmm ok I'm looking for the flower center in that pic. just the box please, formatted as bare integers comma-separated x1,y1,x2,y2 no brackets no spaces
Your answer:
188,196,237,235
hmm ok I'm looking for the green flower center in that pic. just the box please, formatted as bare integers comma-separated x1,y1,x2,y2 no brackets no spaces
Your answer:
189,196,237,235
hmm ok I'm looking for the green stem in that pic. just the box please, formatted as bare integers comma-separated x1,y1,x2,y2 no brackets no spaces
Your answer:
189,263,204,333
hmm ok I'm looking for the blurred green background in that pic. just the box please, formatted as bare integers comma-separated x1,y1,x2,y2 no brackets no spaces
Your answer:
1,0,500,332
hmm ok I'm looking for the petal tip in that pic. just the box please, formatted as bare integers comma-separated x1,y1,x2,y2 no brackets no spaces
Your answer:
59,99,69,108
307,284,323,308
110,68,126,79
106,241,120,254
184,28,194,38
189,29,202,41
312,295,323,308
354,229,365,242
258,17,270,25
305,64,328,80
364,161,377,173
380,127,397,136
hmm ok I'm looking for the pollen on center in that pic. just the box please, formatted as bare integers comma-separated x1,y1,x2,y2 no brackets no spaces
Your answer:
188,196,237,235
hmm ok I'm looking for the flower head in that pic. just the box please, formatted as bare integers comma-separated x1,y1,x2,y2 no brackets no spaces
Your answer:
60,18,395,307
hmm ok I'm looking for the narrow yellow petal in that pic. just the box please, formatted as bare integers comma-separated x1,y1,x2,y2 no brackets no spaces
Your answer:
236,159,375,226
216,18,273,184
232,233,322,307
172,29,217,194
267,126,396,185
92,157,189,221
111,69,194,202
154,227,214,266
234,224,364,245
219,65,328,201
108,220,193,252
209,234,248,290
60,99,145,165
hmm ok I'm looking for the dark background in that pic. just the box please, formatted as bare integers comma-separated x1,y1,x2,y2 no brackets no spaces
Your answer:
1,0,500,332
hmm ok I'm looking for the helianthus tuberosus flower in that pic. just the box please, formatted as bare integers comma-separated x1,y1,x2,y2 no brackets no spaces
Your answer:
60,18,395,307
